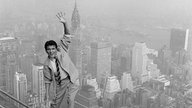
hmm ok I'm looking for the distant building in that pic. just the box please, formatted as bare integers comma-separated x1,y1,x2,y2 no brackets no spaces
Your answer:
150,75,170,91
18,39,38,83
156,45,171,75
111,44,122,77
71,0,80,34
174,49,189,65
69,0,82,85
104,76,121,99
32,63,45,104
132,42,158,83
69,0,81,65
134,87,151,108
102,98,114,108
89,41,112,87
74,85,99,108
0,36,19,95
147,59,160,79
121,73,133,92
121,45,132,73
18,39,35,55
20,54,37,85
87,78,101,98
26,93,39,108
81,46,91,75
14,72,27,107
170,28,189,56
111,44,132,79
187,29,192,60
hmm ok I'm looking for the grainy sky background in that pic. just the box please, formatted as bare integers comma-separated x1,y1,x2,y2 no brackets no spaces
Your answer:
1,0,192,49
1,0,192,20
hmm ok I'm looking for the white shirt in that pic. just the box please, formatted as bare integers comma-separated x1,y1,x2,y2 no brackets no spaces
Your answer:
50,59,68,79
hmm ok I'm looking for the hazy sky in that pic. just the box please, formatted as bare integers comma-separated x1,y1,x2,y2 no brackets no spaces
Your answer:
1,0,192,21
1,0,192,49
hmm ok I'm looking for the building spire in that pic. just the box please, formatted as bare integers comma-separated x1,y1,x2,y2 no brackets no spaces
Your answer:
75,0,77,9
71,0,80,34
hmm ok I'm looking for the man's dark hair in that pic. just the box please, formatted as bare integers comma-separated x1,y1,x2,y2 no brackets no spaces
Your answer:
44,40,58,50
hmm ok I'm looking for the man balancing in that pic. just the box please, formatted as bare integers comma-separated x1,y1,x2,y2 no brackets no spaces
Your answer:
43,12,79,108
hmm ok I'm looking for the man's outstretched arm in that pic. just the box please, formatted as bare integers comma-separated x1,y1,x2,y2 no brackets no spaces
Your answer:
56,12,72,52
56,12,70,35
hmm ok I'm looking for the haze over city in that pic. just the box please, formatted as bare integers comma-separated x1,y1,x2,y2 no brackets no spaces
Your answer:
1,0,192,49
1,0,192,108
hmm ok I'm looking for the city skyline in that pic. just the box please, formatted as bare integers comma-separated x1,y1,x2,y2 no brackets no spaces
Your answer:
1,0,192,108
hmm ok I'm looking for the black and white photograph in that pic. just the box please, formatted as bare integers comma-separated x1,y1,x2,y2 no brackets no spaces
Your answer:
0,0,192,108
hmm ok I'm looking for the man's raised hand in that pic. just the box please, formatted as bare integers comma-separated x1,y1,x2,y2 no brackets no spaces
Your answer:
56,12,66,24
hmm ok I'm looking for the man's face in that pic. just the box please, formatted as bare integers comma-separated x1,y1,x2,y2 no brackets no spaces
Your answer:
46,45,57,59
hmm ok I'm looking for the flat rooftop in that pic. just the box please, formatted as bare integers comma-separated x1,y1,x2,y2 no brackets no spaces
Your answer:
0,37,15,41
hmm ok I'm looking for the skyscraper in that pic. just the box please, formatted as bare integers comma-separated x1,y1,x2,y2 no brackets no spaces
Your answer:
0,36,19,95
170,28,189,56
87,78,101,98
103,76,121,99
69,0,81,65
174,49,188,65
71,0,80,34
156,45,171,75
89,41,112,87
19,39,37,83
132,42,158,83
121,73,133,92
32,63,45,104
14,72,27,107
69,0,82,85
187,28,192,60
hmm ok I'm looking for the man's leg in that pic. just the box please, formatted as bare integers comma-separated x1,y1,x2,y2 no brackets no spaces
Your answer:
69,84,79,108
51,78,71,108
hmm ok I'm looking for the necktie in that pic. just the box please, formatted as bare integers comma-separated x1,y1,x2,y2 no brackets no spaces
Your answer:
55,58,61,85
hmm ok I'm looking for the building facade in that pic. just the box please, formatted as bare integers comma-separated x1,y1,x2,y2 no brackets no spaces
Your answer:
132,42,158,83
0,37,19,95
90,41,112,87
170,28,189,56
32,63,45,104
14,72,27,107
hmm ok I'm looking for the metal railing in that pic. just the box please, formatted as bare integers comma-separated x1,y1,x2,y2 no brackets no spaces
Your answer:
0,89,29,108
0,104,5,108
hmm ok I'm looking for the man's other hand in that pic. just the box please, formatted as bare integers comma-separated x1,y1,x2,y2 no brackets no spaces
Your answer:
56,12,66,24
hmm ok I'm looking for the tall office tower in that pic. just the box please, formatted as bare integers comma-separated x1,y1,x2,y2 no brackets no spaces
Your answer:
121,73,133,92
90,41,112,87
20,54,36,86
122,45,133,72
132,42,158,84
170,28,189,56
0,37,19,95
71,0,80,34
81,46,91,75
111,44,132,79
104,76,121,99
74,85,99,108
14,72,27,106
32,63,45,104
69,0,82,85
111,44,122,75
69,0,81,65
174,49,189,65
156,45,172,75
19,39,37,83
187,28,192,60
